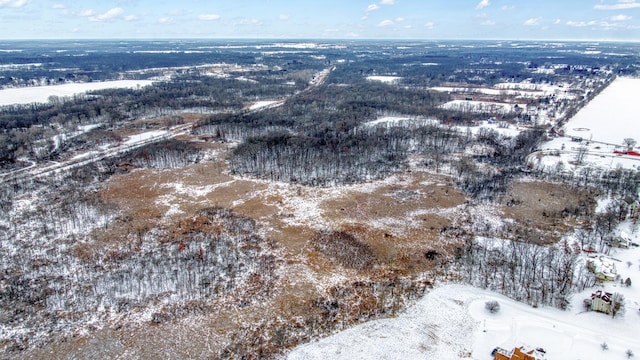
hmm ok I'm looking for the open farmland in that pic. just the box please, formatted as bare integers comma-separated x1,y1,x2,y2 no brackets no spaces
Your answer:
533,77,640,173
0,80,155,106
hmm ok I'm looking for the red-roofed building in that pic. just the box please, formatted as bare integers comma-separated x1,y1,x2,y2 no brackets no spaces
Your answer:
492,346,546,360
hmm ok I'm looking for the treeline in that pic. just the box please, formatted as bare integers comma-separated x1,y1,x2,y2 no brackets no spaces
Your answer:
0,45,260,87
458,237,595,309
124,139,202,169
230,128,409,185
0,74,304,130
0,72,305,168
533,165,640,200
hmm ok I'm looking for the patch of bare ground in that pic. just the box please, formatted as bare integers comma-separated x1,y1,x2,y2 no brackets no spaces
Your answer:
317,171,467,272
499,180,598,244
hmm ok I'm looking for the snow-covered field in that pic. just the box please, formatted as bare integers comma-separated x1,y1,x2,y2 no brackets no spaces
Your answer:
288,225,640,359
533,136,640,171
249,100,283,110
0,80,154,106
363,115,522,138
431,82,575,100
362,116,437,128
533,77,640,171
123,130,169,145
441,100,524,114
562,77,640,145
366,76,403,83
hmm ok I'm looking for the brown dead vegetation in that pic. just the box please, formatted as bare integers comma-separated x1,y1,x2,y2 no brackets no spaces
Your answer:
321,175,465,225
45,135,470,359
500,180,598,244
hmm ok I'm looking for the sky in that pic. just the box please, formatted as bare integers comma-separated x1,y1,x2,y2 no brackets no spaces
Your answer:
0,0,639,41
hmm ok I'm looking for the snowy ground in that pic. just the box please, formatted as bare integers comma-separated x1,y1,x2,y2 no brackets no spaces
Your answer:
532,137,640,172
248,100,283,110
532,77,640,172
363,115,522,138
366,76,403,83
562,78,640,145
362,116,437,128
431,83,574,101
0,80,154,106
441,100,524,114
431,81,575,99
287,227,640,359
123,130,169,145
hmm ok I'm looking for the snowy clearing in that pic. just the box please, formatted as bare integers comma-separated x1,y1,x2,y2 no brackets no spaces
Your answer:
288,229,640,359
366,76,403,84
123,130,169,145
249,100,283,110
362,116,438,128
441,100,524,114
431,82,576,100
0,80,155,106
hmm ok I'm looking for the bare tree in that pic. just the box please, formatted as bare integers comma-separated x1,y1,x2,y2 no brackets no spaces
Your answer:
575,146,588,165
611,292,626,318
485,300,501,314
623,138,637,152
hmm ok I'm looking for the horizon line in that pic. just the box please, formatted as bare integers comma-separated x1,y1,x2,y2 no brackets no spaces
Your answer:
1,37,640,43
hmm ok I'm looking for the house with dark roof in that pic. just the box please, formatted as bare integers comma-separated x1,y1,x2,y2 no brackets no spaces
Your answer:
586,289,613,314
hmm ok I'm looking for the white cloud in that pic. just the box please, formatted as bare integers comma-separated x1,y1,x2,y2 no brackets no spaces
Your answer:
380,0,395,4
395,17,405,22
0,0,28,8
124,15,138,22
198,14,220,21
476,0,490,10
500,5,515,10
89,7,124,22
524,17,541,26
378,19,394,27
158,17,174,24
52,3,65,9
566,20,598,27
610,14,632,21
403,25,412,29
594,1,640,10
480,20,496,26
554,18,562,25
424,22,434,29
366,4,380,12
279,14,290,21
78,9,96,17
237,18,262,25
